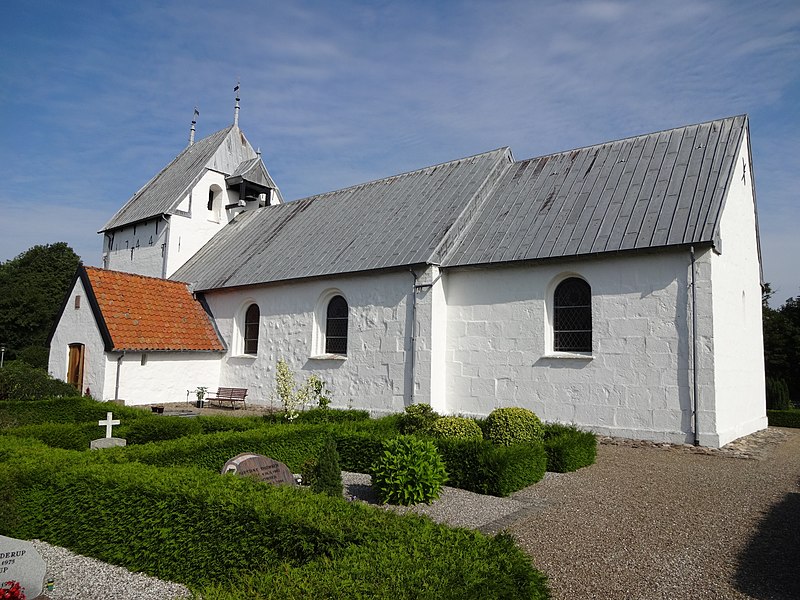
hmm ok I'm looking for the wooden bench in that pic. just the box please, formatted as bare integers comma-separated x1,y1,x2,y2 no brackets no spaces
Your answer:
206,387,248,410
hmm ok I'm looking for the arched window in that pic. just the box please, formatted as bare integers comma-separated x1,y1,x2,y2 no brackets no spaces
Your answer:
207,185,222,222
243,304,259,355
553,277,592,353
325,295,348,355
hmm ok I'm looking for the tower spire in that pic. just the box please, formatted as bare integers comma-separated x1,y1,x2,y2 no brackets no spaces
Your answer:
188,106,199,146
233,81,240,127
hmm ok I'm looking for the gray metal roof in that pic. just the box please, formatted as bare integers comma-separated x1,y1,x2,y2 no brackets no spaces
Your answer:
172,148,511,290
100,126,282,231
226,157,285,202
442,115,748,268
171,115,750,291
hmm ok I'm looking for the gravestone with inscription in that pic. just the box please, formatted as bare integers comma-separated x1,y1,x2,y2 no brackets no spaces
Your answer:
90,411,127,450
222,453,297,486
0,535,46,599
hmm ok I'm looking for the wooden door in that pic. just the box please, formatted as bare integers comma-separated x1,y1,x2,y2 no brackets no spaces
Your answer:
67,343,85,391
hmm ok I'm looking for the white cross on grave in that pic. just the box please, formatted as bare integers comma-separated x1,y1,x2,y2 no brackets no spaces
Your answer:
99,412,120,438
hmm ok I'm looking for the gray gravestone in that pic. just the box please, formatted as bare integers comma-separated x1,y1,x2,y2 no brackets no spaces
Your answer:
222,453,297,486
90,411,126,450
0,535,46,599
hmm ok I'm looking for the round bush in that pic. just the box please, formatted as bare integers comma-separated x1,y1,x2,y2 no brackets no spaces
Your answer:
370,436,447,505
485,407,544,446
428,416,483,440
398,403,440,434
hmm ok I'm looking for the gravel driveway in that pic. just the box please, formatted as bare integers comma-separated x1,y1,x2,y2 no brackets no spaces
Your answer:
506,428,800,600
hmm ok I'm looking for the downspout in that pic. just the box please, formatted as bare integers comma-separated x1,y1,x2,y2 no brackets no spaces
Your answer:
690,247,700,446
409,269,418,405
114,351,126,402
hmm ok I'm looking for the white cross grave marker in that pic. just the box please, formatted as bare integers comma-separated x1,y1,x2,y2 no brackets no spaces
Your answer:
99,412,120,438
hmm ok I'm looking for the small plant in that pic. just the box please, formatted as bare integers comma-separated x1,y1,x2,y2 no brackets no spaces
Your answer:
194,386,208,402
427,416,483,440
311,434,343,498
398,403,440,434
485,407,544,446
370,436,447,505
275,359,303,421
299,457,318,488
303,374,331,410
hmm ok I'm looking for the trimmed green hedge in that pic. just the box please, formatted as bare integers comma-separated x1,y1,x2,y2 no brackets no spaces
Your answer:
0,397,148,429
543,424,597,473
433,438,547,497
1,422,99,451
0,444,549,599
0,361,78,401
767,409,800,428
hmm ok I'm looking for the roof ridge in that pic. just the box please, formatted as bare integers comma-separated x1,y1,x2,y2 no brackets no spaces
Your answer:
516,114,747,164
292,147,512,203
85,265,190,287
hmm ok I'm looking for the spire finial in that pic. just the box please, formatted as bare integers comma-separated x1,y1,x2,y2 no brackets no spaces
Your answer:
233,81,240,127
189,106,199,146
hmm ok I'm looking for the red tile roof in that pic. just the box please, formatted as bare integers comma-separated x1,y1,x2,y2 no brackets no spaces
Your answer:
84,266,225,352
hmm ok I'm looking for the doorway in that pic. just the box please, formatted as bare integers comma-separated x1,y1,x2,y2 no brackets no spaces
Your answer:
67,343,85,391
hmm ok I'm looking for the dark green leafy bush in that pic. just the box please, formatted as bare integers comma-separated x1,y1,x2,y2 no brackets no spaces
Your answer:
398,403,440,434
370,436,447,505
0,361,80,401
767,409,800,428
428,416,483,440
543,423,596,472
485,407,544,446
434,438,547,496
766,378,792,410
311,434,342,498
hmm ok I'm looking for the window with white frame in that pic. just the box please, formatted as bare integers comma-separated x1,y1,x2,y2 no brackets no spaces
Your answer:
552,277,592,353
243,303,260,355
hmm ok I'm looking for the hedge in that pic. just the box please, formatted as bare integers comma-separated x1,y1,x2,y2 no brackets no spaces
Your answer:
0,446,549,599
767,409,800,428
0,397,148,429
542,424,597,473
434,438,548,497
1,422,100,451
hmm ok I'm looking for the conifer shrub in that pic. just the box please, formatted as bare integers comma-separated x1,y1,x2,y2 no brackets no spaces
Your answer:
485,407,544,446
370,436,447,505
311,435,343,498
427,416,483,440
543,423,597,472
0,397,147,429
2,422,97,451
122,416,204,444
766,377,792,410
397,403,440,434
0,361,80,401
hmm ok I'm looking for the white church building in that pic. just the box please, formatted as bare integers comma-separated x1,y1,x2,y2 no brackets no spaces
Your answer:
49,113,767,447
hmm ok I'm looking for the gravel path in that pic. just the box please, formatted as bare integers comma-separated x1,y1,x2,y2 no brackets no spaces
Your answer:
508,427,800,600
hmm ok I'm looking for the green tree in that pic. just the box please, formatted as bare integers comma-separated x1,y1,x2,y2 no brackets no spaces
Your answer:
0,242,81,365
763,284,800,405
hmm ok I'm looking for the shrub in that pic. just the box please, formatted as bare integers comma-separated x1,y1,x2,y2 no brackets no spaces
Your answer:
122,417,204,445
397,403,440,434
543,423,597,472
766,377,792,410
434,438,547,496
0,397,148,430
2,422,97,451
370,436,447,505
0,361,79,401
294,408,370,425
427,416,483,440
15,346,50,370
767,409,800,428
311,435,343,498
485,407,544,446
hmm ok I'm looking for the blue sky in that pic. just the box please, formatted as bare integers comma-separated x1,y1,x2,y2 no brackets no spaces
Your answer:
2,0,798,303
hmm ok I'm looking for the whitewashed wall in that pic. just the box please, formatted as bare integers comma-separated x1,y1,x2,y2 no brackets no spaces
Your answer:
205,270,414,415
707,131,767,446
48,277,108,399
444,251,716,445
102,351,221,406
103,219,168,278
167,170,243,277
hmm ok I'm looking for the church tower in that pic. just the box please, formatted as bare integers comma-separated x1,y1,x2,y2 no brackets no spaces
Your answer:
99,98,281,279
